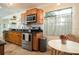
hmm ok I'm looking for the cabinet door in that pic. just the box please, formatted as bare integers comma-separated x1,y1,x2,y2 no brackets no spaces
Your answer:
14,32,22,45
31,8,37,14
7,32,14,42
7,32,22,46
26,8,37,15
32,32,43,51
0,45,4,55
21,13,26,22
32,33,37,50
37,9,43,24
26,10,31,15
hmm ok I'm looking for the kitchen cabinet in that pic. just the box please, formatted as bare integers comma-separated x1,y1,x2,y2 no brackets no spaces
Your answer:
3,30,44,51
21,13,26,23
0,40,5,55
37,9,43,24
21,8,43,24
3,31,22,46
26,8,37,15
0,45,4,55
32,32,43,51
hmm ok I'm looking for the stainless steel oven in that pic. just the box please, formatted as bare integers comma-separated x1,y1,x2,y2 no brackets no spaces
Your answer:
22,32,32,51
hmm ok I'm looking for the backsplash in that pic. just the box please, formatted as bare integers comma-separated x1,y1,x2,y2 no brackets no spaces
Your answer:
30,23,44,30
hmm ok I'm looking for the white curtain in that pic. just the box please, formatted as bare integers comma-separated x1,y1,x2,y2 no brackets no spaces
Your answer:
44,8,72,36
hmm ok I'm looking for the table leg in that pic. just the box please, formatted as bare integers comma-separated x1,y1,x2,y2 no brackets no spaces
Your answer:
56,50,60,55
50,48,59,55
50,48,56,55
50,48,53,55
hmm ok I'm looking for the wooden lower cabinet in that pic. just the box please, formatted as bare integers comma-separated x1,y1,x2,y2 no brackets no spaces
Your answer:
3,31,43,51
0,45,4,55
4,31,22,46
32,32,43,51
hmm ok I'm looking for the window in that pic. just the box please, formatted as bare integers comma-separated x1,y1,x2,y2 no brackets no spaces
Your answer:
3,24,6,28
44,7,72,36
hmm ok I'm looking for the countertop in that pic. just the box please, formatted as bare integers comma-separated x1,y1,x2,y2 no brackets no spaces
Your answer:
0,40,6,45
7,28,43,33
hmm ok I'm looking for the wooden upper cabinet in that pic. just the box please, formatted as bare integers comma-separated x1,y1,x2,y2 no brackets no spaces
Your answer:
26,8,37,15
37,9,43,24
21,13,27,22
21,8,43,24
21,13,25,20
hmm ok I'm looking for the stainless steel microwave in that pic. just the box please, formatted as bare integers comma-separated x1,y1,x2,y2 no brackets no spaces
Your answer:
27,14,36,22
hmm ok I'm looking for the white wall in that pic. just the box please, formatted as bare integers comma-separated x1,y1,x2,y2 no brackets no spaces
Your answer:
2,12,22,29
0,19,9,39
0,12,22,39
30,3,79,36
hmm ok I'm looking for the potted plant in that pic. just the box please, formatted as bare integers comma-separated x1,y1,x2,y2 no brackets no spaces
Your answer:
60,35,67,44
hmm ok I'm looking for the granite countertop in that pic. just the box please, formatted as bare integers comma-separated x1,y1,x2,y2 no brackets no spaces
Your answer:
0,40,6,45
8,29,43,33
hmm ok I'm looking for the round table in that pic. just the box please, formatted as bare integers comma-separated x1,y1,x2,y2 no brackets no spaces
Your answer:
48,39,79,55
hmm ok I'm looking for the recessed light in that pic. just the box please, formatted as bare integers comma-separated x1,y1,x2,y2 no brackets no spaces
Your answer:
57,3,61,6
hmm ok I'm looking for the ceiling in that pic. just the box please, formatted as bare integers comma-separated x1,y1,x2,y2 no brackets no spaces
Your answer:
0,3,50,19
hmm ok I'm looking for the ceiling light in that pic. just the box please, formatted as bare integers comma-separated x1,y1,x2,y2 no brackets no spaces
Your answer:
7,3,14,6
57,3,61,6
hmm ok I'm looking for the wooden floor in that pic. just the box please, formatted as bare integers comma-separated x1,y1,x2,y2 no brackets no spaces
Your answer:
4,42,50,55
3,35,58,55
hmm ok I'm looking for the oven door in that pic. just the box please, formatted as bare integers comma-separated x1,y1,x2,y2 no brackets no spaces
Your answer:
22,33,32,51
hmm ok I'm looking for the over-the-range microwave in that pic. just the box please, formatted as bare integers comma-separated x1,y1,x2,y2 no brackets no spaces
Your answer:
27,14,36,23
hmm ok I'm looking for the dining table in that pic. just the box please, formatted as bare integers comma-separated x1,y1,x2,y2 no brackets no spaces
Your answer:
48,39,79,55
